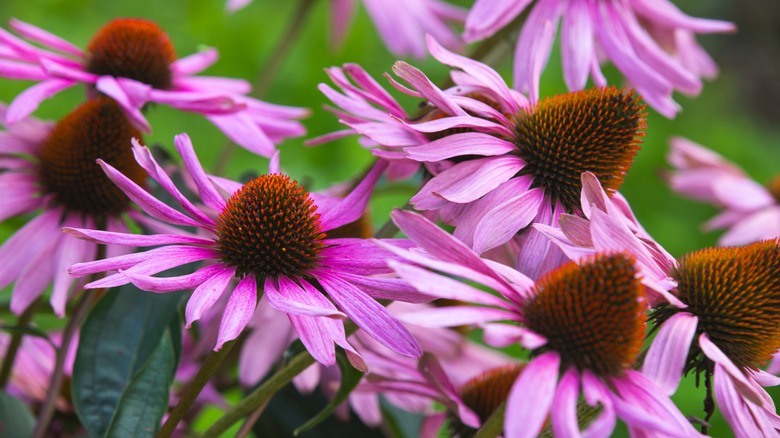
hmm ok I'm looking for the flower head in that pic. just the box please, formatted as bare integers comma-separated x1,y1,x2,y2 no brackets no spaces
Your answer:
0,18,308,156
379,210,700,437
0,98,149,315
464,0,734,117
392,38,646,264
643,239,780,436
666,137,780,246
66,134,424,366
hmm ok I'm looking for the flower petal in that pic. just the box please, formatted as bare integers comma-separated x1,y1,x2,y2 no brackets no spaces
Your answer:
505,352,560,438
215,276,258,349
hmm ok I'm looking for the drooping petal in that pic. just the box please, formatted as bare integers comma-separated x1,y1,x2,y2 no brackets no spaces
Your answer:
642,312,698,395
185,266,236,327
317,271,421,358
215,276,258,349
505,352,560,438
552,367,581,437
265,276,347,319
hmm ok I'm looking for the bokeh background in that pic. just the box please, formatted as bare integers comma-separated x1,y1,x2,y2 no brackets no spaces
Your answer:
0,0,777,436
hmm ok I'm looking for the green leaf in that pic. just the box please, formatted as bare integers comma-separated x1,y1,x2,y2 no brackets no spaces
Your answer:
105,329,177,438
0,391,35,438
71,286,184,438
293,351,364,435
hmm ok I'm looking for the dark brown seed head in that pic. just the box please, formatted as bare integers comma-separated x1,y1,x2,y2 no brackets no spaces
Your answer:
448,364,525,437
215,174,326,279
38,97,145,216
85,18,176,89
669,239,780,371
513,87,646,211
522,253,646,377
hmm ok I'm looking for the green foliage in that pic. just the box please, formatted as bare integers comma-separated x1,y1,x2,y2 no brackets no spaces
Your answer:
0,390,35,438
71,287,183,437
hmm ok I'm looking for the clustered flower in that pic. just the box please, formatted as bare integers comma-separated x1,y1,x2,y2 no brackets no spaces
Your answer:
0,2,776,438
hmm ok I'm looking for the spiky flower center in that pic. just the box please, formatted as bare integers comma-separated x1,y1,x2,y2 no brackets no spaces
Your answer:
513,87,646,211
447,364,525,437
666,240,780,371
38,97,145,216
85,18,176,89
522,253,645,377
215,175,326,279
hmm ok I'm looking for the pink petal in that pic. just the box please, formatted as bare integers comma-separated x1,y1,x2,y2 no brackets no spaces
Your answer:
464,0,533,42
6,79,75,125
317,159,388,231
122,264,226,293
411,156,525,209
95,77,151,131
552,367,581,437
265,276,347,318
472,187,544,254
171,48,219,75
184,266,236,327
713,364,775,438
483,323,547,350
317,271,421,358
9,19,83,55
51,217,95,316
561,0,594,91
206,113,276,158
641,312,698,395
699,333,764,405
63,228,213,247
97,159,203,227
396,306,516,328
215,276,258,349
174,133,227,211
238,297,294,386
404,132,516,162
505,352,560,438
392,61,467,117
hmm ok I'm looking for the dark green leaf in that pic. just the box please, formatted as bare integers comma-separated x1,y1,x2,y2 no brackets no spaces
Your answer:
105,329,177,438
0,390,35,438
293,351,364,435
71,285,184,437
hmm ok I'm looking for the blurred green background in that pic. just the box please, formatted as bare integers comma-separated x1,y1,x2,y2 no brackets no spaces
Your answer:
0,0,777,436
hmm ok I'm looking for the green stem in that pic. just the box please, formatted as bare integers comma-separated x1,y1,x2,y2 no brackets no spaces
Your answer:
211,0,316,175
474,401,506,438
156,340,237,438
30,289,101,438
0,304,36,389
235,398,271,438
201,348,316,438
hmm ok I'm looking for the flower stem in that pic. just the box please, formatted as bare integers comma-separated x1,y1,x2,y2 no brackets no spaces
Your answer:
0,303,36,389
156,340,237,438
235,398,271,438
201,347,316,438
212,0,316,175
202,320,359,438
474,401,506,438
30,288,102,438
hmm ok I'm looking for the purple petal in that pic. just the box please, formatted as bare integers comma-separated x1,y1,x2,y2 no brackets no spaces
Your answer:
561,0,594,91
95,77,151,131
641,312,697,395
713,364,775,437
472,187,544,254
122,264,226,293
505,352,560,438
129,140,215,225
184,266,236,327
64,227,214,247
10,236,58,315
396,306,516,328
464,0,532,42
215,276,258,349
317,159,388,231
51,216,95,316
6,79,74,125
552,367,581,437
404,132,516,162
9,19,83,55
317,271,421,358
392,62,467,117
699,333,764,405
206,113,276,158
483,324,547,350
411,156,525,209
171,48,219,75
265,276,347,318
97,159,203,227
238,297,294,386
174,133,227,211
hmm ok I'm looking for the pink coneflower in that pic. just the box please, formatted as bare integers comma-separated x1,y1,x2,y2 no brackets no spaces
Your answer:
393,37,645,275
642,240,780,436
0,18,307,157
66,134,423,365
0,97,150,316
666,137,780,246
226,0,466,59
534,171,681,307
464,0,734,117
379,210,700,437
